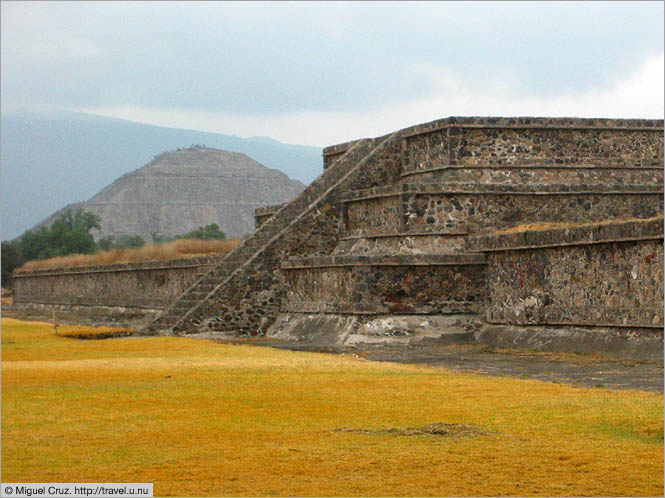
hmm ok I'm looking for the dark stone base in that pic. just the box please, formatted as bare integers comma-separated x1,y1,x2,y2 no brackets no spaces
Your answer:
475,324,664,361
6,302,158,328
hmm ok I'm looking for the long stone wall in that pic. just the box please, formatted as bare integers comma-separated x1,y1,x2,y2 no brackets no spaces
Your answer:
12,255,223,322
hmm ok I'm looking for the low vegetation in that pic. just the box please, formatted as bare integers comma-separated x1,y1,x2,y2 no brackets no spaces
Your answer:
98,234,147,251
492,215,663,235
2,210,240,275
55,325,133,339
2,209,101,284
2,318,662,496
152,223,227,243
19,238,241,270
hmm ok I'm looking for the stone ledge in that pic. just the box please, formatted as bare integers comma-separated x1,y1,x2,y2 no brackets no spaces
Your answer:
400,164,665,178
7,302,161,327
322,133,391,156
468,217,664,252
281,302,480,314
475,324,663,362
401,116,664,139
341,182,664,202
322,140,360,156
254,203,287,216
323,117,664,153
283,253,486,269
339,228,468,240
13,297,171,309
486,305,663,329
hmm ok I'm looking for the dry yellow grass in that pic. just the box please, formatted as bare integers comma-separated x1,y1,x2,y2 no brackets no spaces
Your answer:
2,317,663,497
492,215,663,236
20,239,242,271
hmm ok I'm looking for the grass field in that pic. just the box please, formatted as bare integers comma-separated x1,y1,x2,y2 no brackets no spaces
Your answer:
2,318,663,496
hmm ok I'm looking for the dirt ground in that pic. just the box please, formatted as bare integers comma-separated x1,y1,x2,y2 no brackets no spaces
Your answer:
206,336,665,393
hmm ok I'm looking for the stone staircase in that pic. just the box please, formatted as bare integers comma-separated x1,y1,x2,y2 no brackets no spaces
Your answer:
146,136,389,333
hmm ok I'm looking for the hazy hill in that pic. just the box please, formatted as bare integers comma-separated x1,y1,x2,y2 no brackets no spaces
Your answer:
33,147,305,240
1,110,322,240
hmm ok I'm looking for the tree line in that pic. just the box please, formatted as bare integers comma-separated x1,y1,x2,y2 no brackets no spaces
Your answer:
1,209,226,288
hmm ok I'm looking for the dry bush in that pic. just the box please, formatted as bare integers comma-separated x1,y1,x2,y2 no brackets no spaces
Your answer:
20,238,242,270
492,215,663,236
57,325,133,339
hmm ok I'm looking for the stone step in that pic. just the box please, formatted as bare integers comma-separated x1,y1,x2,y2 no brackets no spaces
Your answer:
335,230,470,256
187,291,209,300
283,252,486,269
398,163,665,186
341,181,663,203
176,298,200,307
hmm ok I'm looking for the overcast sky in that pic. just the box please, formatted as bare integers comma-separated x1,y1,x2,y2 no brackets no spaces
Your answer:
2,1,663,146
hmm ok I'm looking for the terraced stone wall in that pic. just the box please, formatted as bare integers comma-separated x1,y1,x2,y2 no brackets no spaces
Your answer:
470,218,664,329
343,185,663,236
197,118,662,336
282,254,487,314
402,118,663,175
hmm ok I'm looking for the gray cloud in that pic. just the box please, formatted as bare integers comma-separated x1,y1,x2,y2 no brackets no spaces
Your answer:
1,1,663,115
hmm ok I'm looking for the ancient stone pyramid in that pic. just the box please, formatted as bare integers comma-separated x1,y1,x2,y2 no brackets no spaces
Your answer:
35,147,305,240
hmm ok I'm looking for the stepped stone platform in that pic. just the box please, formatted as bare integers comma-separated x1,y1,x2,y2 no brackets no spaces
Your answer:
12,116,665,360
160,117,663,359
